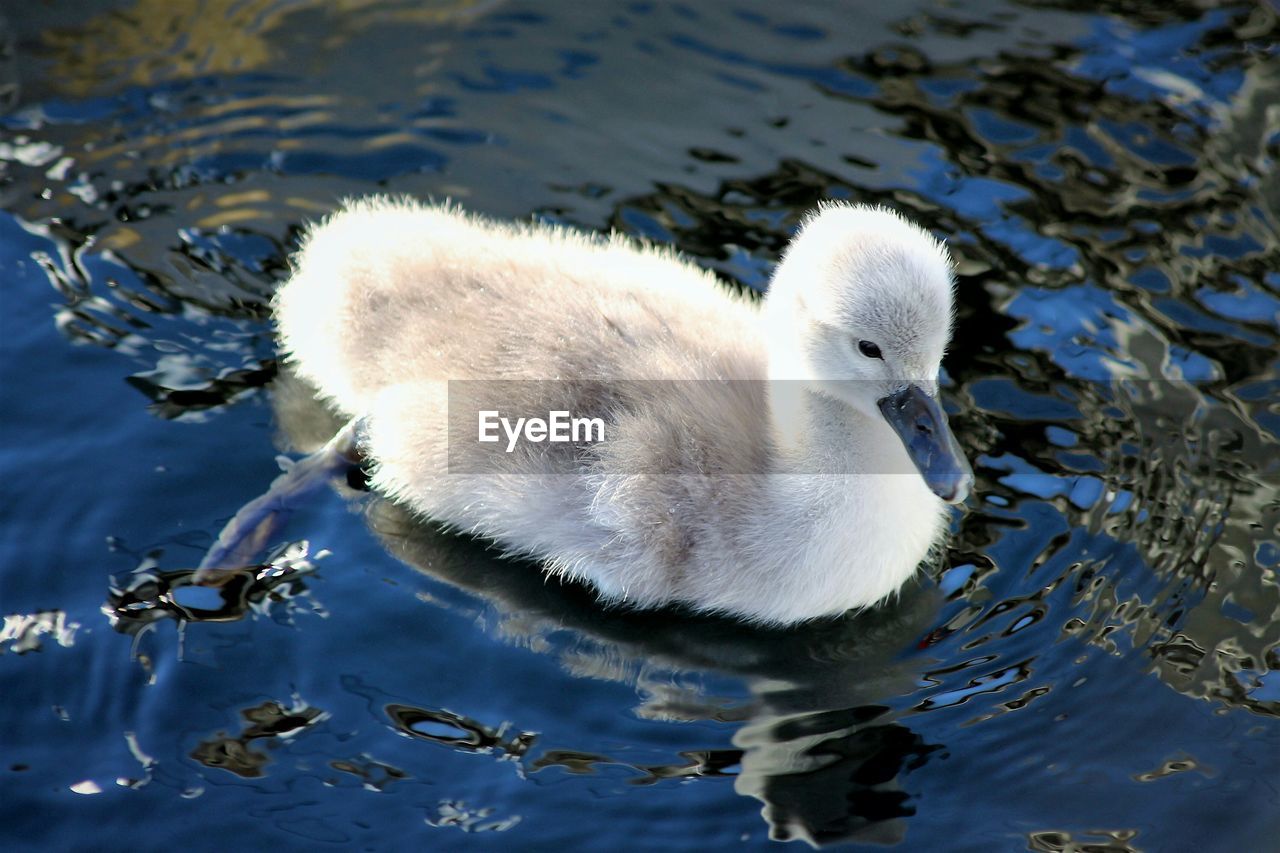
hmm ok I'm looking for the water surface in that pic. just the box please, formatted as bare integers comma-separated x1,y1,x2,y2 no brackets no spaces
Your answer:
2,0,1278,849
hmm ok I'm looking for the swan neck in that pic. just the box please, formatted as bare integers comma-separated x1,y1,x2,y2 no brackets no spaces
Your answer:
767,384,899,472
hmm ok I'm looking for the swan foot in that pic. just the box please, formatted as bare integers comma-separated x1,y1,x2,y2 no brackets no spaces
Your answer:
196,418,365,576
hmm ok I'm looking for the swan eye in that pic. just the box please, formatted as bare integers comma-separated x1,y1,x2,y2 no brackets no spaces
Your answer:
857,340,883,360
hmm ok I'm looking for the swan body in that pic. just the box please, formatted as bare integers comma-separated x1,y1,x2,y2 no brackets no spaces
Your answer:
273,197,972,624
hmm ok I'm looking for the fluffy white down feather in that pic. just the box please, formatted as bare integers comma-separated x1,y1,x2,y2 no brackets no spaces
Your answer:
273,197,960,624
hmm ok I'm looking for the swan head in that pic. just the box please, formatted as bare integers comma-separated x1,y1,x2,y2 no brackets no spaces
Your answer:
763,202,973,503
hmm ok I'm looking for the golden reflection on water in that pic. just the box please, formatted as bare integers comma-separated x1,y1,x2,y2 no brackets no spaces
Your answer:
40,0,498,96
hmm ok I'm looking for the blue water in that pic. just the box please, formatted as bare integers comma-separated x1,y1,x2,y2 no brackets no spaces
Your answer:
2,1,1278,849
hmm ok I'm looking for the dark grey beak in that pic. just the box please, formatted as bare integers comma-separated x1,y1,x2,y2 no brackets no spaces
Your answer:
877,385,973,504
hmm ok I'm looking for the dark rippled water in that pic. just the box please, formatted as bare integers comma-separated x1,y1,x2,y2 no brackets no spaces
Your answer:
3,1,1278,849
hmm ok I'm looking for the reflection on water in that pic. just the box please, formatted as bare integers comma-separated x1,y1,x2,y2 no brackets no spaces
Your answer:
190,696,329,779
2,0,1277,849
364,488,947,847
36,0,497,97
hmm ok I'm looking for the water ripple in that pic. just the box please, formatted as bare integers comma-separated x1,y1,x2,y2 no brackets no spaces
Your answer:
2,0,1277,848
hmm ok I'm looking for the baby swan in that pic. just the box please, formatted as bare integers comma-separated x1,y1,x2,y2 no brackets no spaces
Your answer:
273,197,973,625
